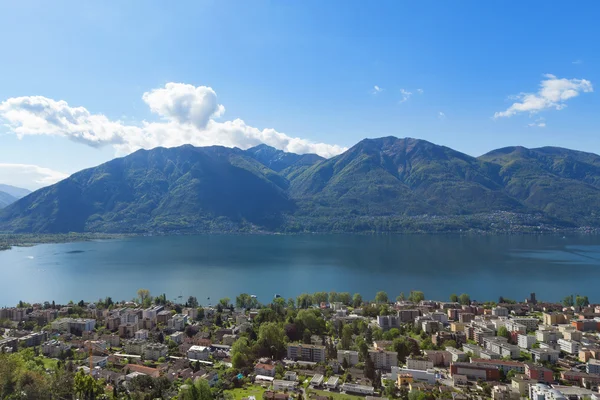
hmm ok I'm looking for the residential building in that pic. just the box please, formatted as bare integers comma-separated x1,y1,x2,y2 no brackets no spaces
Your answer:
287,343,326,363
518,334,537,349
430,312,448,324
529,384,566,400
183,307,198,320
326,376,339,389
572,320,600,332
526,364,553,383
170,332,184,344
42,340,70,358
459,313,474,324
187,345,209,360
18,332,47,348
156,310,171,324
124,339,146,355
531,348,560,364
470,359,525,374
450,362,501,381
368,348,398,370
168,314,187,331
51,318,96,336
446,347,467,362
558,338,580,354
273,380,297,391
543,313,567,326
142,306,164,321
512,374,537,396
406,356,433,371
284,371,297,381
100,334,120,347
310,374,324,387
511,318,539,331
492,385,519,400
340,383,375,395
423,350,451,367
144,343,168,361
85,356,108,368
254,363,275,377
134,329,149,340
492,307,509,317
377,315,400,330
462,343,482,357
337,350,359,366
588,359,600,374
118,323,136,339
398,310,421,323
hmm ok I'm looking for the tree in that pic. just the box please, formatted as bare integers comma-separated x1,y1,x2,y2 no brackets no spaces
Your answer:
303,329,312,344
384,379,397,398
341,325,353,350
449,293,458,303
219,298,230,308
187,296,199,308
313,292,328,305
296,293,313,309
576,295,590,308
257,322,286,358
497,326,510,340
231,337,252,368
329,291,339,304
342,357,349,370
563,295,574,307
397,292,406,302
137,288,150,304
375,291,389,303
73,370,105,400
459,293,471,305
408,291,424,303
444,340,458,349
338,292,351,305
364,356,376,381
352,293,363,308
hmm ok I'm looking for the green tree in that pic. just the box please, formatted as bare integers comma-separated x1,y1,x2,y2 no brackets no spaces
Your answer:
338,292,352,305
459,293,471,305
257,322,286,358
341,325,354,350
137,288,150,304
296,293,313,309
73,370,105,400
397,292,406,302
384,379,397,398
497,326,510,339
187,296,199,308
563,295,574,307
449,293,458,303
352,293,363,308
375,291,389,303
302,329,312,344
408,291,424,303
219,297,230,308
364,355,376,381
576,295,590,308
231,337,253,368
329,291,339,304
313,292,328,305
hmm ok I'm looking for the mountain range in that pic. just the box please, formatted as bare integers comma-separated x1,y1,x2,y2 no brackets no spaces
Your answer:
1,137,600,234
0,184,31,209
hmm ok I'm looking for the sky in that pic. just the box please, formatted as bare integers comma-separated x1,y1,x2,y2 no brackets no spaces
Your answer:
0,1,598,190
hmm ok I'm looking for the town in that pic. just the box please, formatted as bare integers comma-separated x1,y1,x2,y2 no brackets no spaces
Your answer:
1,290,599,400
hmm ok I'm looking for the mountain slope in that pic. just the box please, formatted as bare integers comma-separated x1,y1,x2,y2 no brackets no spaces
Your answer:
0,191,18,209
0,184,31,199
244,144,324,179
479,146,600,225
290,137,524,217
0,145,294,233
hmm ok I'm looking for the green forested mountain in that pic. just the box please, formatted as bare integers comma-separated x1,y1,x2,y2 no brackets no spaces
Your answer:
2,137,600,233
0,191,18,209
0,184,30,209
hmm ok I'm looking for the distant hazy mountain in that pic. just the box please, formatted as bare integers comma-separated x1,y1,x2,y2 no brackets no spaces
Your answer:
2,137,600,233
0,184,31,209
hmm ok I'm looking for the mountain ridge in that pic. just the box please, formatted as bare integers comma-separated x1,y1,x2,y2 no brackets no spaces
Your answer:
2,137,600,233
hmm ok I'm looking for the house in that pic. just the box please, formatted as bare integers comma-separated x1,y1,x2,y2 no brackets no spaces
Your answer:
284,371,297,381
340,383,374,395
326,376,339,389
272,380,297,391
492,384,519,400
254,363,275,377
310,374,324,387
187,345,209,360
125,364,160,378
82,356,107,368
42,340,70,358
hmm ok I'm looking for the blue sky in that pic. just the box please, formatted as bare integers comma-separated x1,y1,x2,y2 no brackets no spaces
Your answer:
0,1,598,189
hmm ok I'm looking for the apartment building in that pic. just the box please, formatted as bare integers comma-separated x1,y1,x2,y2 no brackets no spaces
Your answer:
406,356,433,371
558,338,580,354
144,343,168,361
368,348,398,370
287,343,326,363
187,345,209,360
518,334,537,349
337,350,359,366
531,348,560,364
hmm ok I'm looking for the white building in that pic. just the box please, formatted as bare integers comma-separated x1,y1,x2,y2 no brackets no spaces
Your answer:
511,318,539,331
144,343,168,361
42,340,70,358
492,307,509,317
310,374,324,387
377,315,400,330
341,383,375,395
446,347,467,362
273,380,297,391
406,357,434,371
187,345,209,360
557,339,580,354
134,329,149,340
124,339,146,355
368,348,398,370
391,367,437,384
338,350,359,366
326,376,339,389
287,343,326,363
168,314,187,331
169,332,184,344
518,334,537,349
531,348,560,364
529,384,566,400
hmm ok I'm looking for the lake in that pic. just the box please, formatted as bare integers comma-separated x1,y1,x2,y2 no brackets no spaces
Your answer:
1,234,600,306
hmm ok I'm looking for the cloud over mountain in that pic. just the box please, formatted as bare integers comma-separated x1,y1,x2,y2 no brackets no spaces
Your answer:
0,83,346,158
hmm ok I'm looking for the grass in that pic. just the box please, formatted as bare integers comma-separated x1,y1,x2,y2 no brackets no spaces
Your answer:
225,384,268,400
306,388,365,400
39,357,59,370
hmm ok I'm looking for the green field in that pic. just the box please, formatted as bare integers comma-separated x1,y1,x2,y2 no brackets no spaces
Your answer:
307,388,365,400
40,357,59,370
225,385,268,400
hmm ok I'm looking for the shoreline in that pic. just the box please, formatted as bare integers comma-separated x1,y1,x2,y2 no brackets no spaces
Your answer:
1,228,599,252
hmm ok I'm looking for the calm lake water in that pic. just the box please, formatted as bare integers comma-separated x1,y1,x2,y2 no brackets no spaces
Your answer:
1,234,600,306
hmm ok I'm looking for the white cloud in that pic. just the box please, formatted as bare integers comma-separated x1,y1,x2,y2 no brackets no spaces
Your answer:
494,74,593,119
527,118,546,128
572,60,583,65
0,83,346,158
0,163,68,190
416,88,424,94
438,111,446,120
400,89,412,103
372,85,384,94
